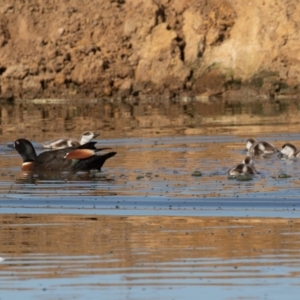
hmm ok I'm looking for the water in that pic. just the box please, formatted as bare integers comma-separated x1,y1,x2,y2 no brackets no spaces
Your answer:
0,97,300,299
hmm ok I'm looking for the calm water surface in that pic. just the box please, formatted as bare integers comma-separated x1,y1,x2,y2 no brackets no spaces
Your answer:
1,98,300,299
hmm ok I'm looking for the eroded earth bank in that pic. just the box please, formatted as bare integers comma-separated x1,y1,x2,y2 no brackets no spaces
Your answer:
1,0,300,100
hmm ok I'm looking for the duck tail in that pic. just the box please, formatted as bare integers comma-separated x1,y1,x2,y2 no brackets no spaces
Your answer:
72,152,117,171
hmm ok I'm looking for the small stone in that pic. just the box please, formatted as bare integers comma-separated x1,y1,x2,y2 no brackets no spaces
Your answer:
136,175,144,180
3,65,29,79
57,28,65,36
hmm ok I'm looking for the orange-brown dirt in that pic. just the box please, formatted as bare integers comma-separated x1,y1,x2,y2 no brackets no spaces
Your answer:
1,0,300,100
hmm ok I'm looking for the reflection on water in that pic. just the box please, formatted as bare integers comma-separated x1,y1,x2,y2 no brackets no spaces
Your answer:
1,98,300,142
1,98,300,299
0,214,299,299
2,133,300,213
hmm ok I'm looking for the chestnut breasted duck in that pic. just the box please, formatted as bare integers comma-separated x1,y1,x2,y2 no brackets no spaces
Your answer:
14,138,116,172
246,138,278,155
42,131,99,150
228,156,258,176
281,143,300,159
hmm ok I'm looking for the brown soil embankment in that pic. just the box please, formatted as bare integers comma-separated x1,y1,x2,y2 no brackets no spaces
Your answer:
1,0,300,100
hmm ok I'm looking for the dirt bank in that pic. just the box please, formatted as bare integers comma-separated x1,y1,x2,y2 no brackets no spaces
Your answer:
1,0,300,100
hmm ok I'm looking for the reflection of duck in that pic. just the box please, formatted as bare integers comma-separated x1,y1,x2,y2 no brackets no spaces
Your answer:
14,138,116,172
228,156,258,176
246,138,277,155
42,131,99,149
281,143,300,159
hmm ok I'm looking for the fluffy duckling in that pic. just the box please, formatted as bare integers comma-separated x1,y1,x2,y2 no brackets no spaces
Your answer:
228,156,258,176
246,138,277,155
42,131,99,150
281,143,300,159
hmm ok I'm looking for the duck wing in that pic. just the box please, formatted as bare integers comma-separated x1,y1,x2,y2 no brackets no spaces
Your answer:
72,152,117,171
34,148,73,171
33,143,116,172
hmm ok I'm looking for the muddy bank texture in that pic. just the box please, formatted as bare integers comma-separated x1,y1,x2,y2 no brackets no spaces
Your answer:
1,0,300,100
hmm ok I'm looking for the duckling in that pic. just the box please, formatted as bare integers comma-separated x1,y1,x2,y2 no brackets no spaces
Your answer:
246,138,277,155
281,143,300,159
228,156,258,176
42,131,99,150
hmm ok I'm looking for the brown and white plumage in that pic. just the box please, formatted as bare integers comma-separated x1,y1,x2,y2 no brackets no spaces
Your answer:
42,131,99,150
228,156,258,176
281,143,300,159
246,138,278,155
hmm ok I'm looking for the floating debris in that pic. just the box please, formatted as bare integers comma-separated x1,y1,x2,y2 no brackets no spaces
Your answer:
278,173,292,179
191,171,202,177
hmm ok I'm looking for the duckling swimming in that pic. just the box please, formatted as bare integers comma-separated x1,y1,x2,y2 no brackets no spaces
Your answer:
228,156,258,176
246,138,278,155
42,131,99,150
281,143,300,159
